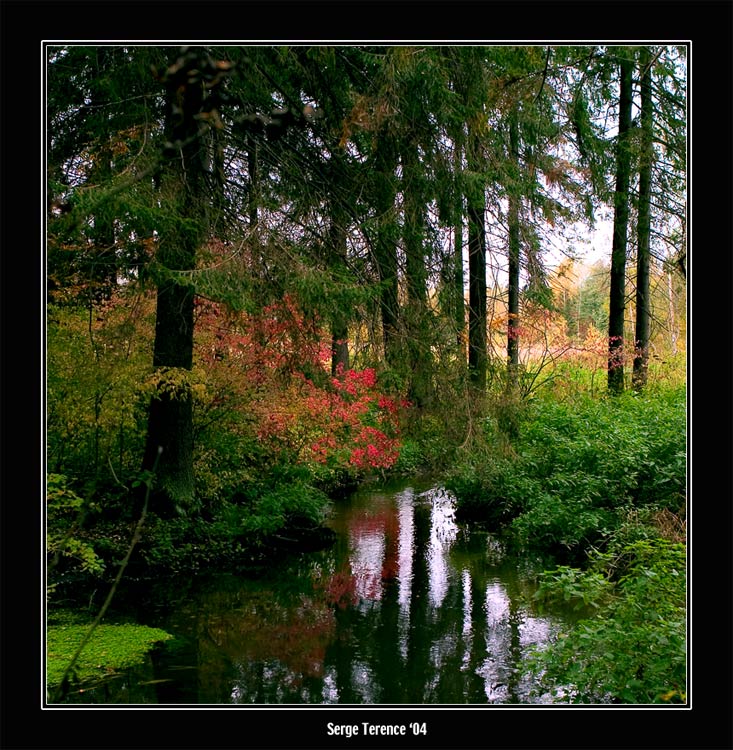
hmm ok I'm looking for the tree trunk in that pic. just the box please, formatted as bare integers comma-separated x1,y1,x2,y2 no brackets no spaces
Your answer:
453,140,466,347
608,52,634,395
402,140,432,407
632,47,654,391
507,113,521,387
667,252,678,356
374,130,400,367
328,199,350,375
142,48,211,515
466,126,487,388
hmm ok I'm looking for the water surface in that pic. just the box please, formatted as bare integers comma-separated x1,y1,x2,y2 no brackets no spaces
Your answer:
58,482,573,705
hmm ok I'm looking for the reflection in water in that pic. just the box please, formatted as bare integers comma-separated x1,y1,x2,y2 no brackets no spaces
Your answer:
461,569,472,675
349,521,385,602
324,485,562,705
397,490,414,608
61,483,569,705
426,488,458,608
396,490,414,662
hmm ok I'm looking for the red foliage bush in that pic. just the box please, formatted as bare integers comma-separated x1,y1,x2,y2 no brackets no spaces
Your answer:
194,293,403,477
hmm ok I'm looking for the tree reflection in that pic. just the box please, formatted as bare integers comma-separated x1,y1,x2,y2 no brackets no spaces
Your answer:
130,485,568,704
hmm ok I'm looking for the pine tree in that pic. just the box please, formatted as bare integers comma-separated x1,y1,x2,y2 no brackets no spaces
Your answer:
632,46,654,391
142,47,232,514
608,49,634,395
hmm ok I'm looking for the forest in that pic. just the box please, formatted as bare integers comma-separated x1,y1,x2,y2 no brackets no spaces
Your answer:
45,44,687,706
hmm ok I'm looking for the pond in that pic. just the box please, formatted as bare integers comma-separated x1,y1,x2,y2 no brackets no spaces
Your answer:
56,481,578,705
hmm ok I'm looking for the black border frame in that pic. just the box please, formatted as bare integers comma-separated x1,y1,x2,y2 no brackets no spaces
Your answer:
2,1,731,748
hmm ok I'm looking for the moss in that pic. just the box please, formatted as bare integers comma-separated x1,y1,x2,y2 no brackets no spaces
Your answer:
47,622,174,690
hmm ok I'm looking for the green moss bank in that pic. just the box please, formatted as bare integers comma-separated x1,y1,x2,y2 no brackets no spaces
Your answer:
47,622,174,693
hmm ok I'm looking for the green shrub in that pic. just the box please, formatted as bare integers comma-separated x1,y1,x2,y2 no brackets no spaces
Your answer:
520,388,686,511
47,474,106,582
526,537,686,704
46,303,151,487
393,439,427,475
446,457,533,527
508,496,616,561
138,472,331,574
449,385,686,560
236,480,330,537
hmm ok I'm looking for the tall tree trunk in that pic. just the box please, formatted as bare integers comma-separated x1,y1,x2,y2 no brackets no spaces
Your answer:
667,250,678,356
466,125,487,388
454,211,465,347
142,49,211,515
328,194,350,375
453,139,466,347
374,130,400,367
247,134,259,229
402,140,432,407
507,113,521,388
608,52,634,395
632,47,654,391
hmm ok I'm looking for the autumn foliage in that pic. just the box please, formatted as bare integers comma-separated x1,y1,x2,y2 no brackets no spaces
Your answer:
194,292,403,485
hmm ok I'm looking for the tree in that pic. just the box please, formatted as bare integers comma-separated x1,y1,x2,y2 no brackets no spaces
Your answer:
488,46,590,395
326,173,352,376
401,136,432,406
450,141,466,346
460,50,489,389
632,46,654,391
252,46,366,377
394,48,448,408
608,49,634,395
47,46,168,306
141,48,232,514
466,123,488,390
371,126,401,367
506,111,521,387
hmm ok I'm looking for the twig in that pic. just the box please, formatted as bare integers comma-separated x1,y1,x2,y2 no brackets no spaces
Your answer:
534,46,552,103
49,447,162,702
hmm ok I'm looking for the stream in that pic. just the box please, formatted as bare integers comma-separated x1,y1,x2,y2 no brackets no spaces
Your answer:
57,480,578,705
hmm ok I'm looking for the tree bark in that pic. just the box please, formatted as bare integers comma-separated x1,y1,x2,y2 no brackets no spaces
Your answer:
608,52,633,395
328,200,350,375
507,113,521,387
402,140,432,407
453,140,466,348
142,48,212,515
632,47,654,391
374,130,400,367
467,125,487,389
